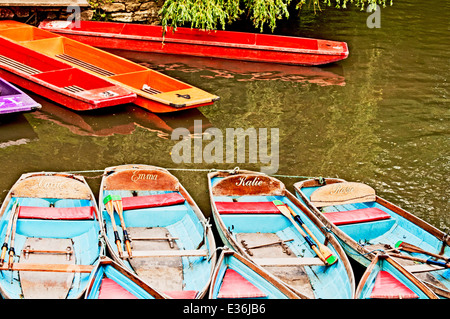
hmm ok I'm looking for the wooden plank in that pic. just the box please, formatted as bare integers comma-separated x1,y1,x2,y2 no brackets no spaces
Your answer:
404,264,445,273
0,263,94,273
253,257,325,267
122,249,208,258
0,0,89,6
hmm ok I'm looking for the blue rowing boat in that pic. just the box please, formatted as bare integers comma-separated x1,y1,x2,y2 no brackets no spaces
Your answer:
0,172,102,299
355,252,438,299
209,249,301,299
85,256,168,299
99,164,217,299
207,169,355,299
294,178,449,299
0,77,41,115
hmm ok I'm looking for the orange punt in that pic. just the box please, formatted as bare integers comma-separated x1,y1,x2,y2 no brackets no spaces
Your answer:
0,21,220,113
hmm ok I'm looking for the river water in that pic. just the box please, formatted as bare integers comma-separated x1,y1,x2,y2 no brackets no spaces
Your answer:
0,0,448,232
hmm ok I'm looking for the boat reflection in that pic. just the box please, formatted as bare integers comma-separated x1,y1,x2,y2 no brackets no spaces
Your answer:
30,97,213,139
0,113,38,148
108,50,346,87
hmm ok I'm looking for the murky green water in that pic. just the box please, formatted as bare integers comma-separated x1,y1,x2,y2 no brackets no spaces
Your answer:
0,0,448,231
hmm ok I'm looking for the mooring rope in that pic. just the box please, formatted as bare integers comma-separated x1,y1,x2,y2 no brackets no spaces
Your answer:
61,167,325,181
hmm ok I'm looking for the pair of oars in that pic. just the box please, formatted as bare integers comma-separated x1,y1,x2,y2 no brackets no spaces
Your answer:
273,200,338,266
103,195,132,259
389,240,450,268
0,201,19,268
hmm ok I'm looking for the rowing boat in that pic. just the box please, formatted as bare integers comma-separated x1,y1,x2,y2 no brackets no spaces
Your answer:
0,20,220,113
0,172,102,298
0,77,41,114
355,252,438,299
99,164,217,299
38,20,349,66
0,37,136,111
207,169,355,299
209,249,301,299
294,178,449,299
85,256,168,299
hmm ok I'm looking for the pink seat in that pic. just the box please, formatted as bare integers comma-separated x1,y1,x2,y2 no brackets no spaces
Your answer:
215,202,279,214
218,269,267,299
163,290,198,299
121,193,185,210
323,208,391,226
370,271,418,299
98,278,137,299
18,206,94,220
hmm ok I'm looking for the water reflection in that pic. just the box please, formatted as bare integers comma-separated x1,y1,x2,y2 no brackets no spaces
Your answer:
111,50,346,87
31,96,213,139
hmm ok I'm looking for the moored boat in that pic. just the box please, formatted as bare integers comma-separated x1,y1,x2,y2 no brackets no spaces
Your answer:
0,172,103,298
39,20,349,66
85,256,168,299
294,178,449,299
207,168,355,299
355,252,438,299
0,77,41,114
0,37,136,111
209,249,301,299
0,21,220,113
99,164,217,299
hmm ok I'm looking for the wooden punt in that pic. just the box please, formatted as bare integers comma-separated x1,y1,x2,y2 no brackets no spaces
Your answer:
0,172,103,299
294,178,449,299
0,77,41,115
0,21,219,113
209,249,301,299
207,169,355,299
38,20,349,66
99,164,217,299
0,37,136,111
85,256,168,299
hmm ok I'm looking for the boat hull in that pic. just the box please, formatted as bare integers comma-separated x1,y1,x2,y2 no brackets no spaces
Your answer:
0,172,102,299
209,250,301,299
0,36,136,111
99,164,217,299
39,20,349,66
208,169,355,299
0,21,220,113
294,178,449,299
85,257,168,299
0,77,41,114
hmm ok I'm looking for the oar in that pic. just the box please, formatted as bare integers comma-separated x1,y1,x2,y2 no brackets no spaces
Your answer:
395,241,449,262
272,200,329,265
389,253,450,268
103,195,123,258
0,201,18,266
283,202,338,265
8,205,19,269
111,195,132,259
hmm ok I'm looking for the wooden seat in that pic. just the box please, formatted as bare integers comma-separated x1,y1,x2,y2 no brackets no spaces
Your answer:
253,257,325,267
323,208,391,226
121,249,208,259
98,278,137,299
218,269,267,299
215,201,280,214
370,271,418,299
18,206,95,220
121,192,185,211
